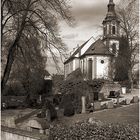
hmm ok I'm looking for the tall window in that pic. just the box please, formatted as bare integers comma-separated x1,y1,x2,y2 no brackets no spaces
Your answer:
88,59,93,80
81,61,83,72
103,26,106,36
112,26,115,34
109,24,111,34
83,60,84,74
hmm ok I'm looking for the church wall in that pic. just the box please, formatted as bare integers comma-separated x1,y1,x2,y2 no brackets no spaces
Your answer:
64,63,68,78
93,57,97,79
69,61,73,74
64,58,80,78
83,55,110,80
96,56,110,79
74,58,80,70
64,60,73,78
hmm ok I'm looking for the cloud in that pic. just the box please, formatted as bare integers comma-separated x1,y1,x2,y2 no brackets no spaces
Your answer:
71,0,107,8
72,4,106,23
62,33,78,39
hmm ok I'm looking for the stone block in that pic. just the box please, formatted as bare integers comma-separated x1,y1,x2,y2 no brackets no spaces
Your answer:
107,101,114,109
81,96,86,113
101,103,107,109
119,99,126,105
125,98,131,105
99,93,105,100
132,96,139,103
4,117,16,127
122,87,126,94
94,102,101,110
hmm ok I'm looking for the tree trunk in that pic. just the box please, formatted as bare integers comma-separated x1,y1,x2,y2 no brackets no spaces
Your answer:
1,43,17,93
1,0,31,94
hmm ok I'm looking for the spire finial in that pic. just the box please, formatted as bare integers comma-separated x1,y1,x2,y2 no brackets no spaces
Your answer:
108,0,115,12
109,0,114,4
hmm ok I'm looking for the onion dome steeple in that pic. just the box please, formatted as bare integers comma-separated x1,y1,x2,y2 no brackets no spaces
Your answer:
103,0,118,23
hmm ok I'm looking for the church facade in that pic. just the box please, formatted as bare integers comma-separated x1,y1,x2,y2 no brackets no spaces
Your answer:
64,0,120,80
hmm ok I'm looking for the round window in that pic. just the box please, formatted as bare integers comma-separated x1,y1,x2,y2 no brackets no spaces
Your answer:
101,60,104,64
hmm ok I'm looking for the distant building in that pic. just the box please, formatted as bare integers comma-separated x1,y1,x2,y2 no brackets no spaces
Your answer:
64,0,120,80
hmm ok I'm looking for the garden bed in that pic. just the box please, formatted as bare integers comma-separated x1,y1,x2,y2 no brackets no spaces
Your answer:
50,119,139,140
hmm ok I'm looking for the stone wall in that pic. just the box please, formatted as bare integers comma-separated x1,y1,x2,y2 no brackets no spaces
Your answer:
100,82,121,97
1,126,49,140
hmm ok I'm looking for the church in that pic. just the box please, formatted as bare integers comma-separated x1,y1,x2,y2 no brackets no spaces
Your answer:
64,0,120,80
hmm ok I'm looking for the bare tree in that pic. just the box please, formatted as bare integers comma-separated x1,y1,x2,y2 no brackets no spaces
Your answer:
1,0,73,93
116,0,139,90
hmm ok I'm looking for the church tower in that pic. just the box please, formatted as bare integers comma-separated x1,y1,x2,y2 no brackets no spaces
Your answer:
102,0,120,56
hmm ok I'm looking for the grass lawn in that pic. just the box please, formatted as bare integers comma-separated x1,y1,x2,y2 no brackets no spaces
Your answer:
56,103,139,126
92,103,139,125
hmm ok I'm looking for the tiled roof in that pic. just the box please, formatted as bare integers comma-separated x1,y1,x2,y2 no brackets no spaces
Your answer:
64,38,113,64
82,39,113,56
64,39,90,64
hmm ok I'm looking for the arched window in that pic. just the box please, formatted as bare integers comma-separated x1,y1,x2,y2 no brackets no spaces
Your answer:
109,25,111,34
112,26,115,34
88,58,93,80
83,60,85,74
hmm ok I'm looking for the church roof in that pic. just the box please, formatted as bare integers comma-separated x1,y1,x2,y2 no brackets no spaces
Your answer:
64,39,90,64
64,38,113,64
81,39,113,57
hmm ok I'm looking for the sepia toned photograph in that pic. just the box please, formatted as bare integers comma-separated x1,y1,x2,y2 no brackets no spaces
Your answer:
1,0,139,139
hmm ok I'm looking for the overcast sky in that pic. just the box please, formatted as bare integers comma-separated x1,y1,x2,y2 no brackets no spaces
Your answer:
59,0,120,53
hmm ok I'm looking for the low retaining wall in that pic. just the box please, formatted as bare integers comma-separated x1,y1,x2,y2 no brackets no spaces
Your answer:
1,125,49,140
100,83,121,97
15,109,41,124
